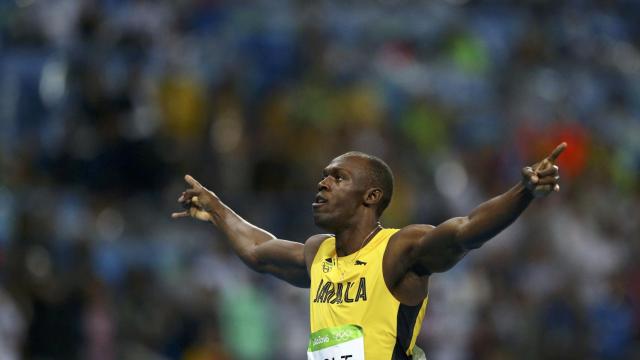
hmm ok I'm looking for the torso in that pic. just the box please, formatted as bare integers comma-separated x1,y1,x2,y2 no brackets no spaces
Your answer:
383,224,433,305
307,228,428,359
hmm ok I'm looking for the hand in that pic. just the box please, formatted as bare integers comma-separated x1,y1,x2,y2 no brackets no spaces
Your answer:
522,142,566,198
171,175,219,222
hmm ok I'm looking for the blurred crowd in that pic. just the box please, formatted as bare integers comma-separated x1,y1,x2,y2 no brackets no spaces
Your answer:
1,0,639,359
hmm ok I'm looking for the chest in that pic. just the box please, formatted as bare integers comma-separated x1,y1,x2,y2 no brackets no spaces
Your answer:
310,252,382,305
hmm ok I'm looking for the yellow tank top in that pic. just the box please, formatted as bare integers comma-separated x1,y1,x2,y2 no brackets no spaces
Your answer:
309,228,428,359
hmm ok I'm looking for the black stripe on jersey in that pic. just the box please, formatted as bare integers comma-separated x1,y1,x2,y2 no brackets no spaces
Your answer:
391,300,425,360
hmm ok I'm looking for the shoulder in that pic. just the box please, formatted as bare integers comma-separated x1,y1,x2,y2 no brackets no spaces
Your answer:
389,224,435,247
304,233,333,251
385,224,435,267
304,234,333,271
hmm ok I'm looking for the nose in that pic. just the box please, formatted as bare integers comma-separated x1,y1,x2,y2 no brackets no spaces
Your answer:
318,177,331,192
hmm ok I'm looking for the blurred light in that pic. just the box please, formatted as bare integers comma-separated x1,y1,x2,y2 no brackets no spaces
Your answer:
534,69,564,102
211,110,243,154
96,207,125,242
54,193,90,242
26,246,52,279
127,106,160,140
39,58,68,108
609,41,640,75
434,160,468,198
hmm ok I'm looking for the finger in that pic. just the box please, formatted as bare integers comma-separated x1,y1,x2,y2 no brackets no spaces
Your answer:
537,165,559,177
554,184,560,192
184,174,203,190
522,166,538,184
179,189,200,202
535,176,559,185
547,142,567,162
181,196,202,210
534,159,551,173
171,211,190,218
182,199,193,210
534,184,553,194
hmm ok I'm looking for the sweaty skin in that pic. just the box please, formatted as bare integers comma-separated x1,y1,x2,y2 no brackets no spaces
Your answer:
172,143,566,306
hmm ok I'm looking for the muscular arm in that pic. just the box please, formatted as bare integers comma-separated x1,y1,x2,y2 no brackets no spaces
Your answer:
172,175,311,288
411,182,533,274
395,143,566,276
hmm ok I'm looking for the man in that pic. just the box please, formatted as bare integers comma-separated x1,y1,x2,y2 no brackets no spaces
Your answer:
172,143,566,359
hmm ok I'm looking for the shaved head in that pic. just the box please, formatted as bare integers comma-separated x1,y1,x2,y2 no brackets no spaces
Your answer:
336,151,394,217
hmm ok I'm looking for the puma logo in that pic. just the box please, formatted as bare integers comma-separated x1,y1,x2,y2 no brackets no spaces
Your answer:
322,258,334,273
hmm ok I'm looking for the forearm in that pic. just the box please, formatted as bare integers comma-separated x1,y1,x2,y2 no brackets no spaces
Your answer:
174,174,309,286
412,145,564,274
207,198,276,269
458,181,533,249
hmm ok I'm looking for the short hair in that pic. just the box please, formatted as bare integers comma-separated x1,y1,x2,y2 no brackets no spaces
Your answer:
339,151,394,217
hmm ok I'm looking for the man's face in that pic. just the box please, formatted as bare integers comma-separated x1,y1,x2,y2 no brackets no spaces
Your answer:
312,155,370,231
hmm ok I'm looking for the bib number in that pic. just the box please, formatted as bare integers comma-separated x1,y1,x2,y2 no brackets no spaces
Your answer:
307,324,365,360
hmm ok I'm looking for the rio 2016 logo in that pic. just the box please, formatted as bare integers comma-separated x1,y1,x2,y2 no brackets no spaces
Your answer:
332,329,355,342
313,335,330,346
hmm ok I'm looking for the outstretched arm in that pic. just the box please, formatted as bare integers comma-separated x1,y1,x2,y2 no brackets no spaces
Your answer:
407,143,566,275
172,175,310,288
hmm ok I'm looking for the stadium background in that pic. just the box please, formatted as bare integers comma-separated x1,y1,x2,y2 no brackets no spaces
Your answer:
1,0,639,359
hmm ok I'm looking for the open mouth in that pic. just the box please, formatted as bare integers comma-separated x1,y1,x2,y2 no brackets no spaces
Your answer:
312,194,328,208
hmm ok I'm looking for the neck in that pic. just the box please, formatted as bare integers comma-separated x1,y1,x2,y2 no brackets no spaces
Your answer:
334,217,382,257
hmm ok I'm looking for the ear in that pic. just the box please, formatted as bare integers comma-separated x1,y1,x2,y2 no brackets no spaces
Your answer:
363,188,383,207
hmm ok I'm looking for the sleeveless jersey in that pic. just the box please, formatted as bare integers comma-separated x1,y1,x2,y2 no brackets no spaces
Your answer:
309,228,428,359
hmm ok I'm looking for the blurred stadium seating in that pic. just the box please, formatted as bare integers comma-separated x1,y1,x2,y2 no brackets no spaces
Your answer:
0,0,639,359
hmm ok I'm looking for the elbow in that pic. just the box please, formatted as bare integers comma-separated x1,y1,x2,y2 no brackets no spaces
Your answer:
242,250,265,273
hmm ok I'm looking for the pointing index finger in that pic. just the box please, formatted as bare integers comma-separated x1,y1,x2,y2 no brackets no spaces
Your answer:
547,142,567,162
184,174,203,189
